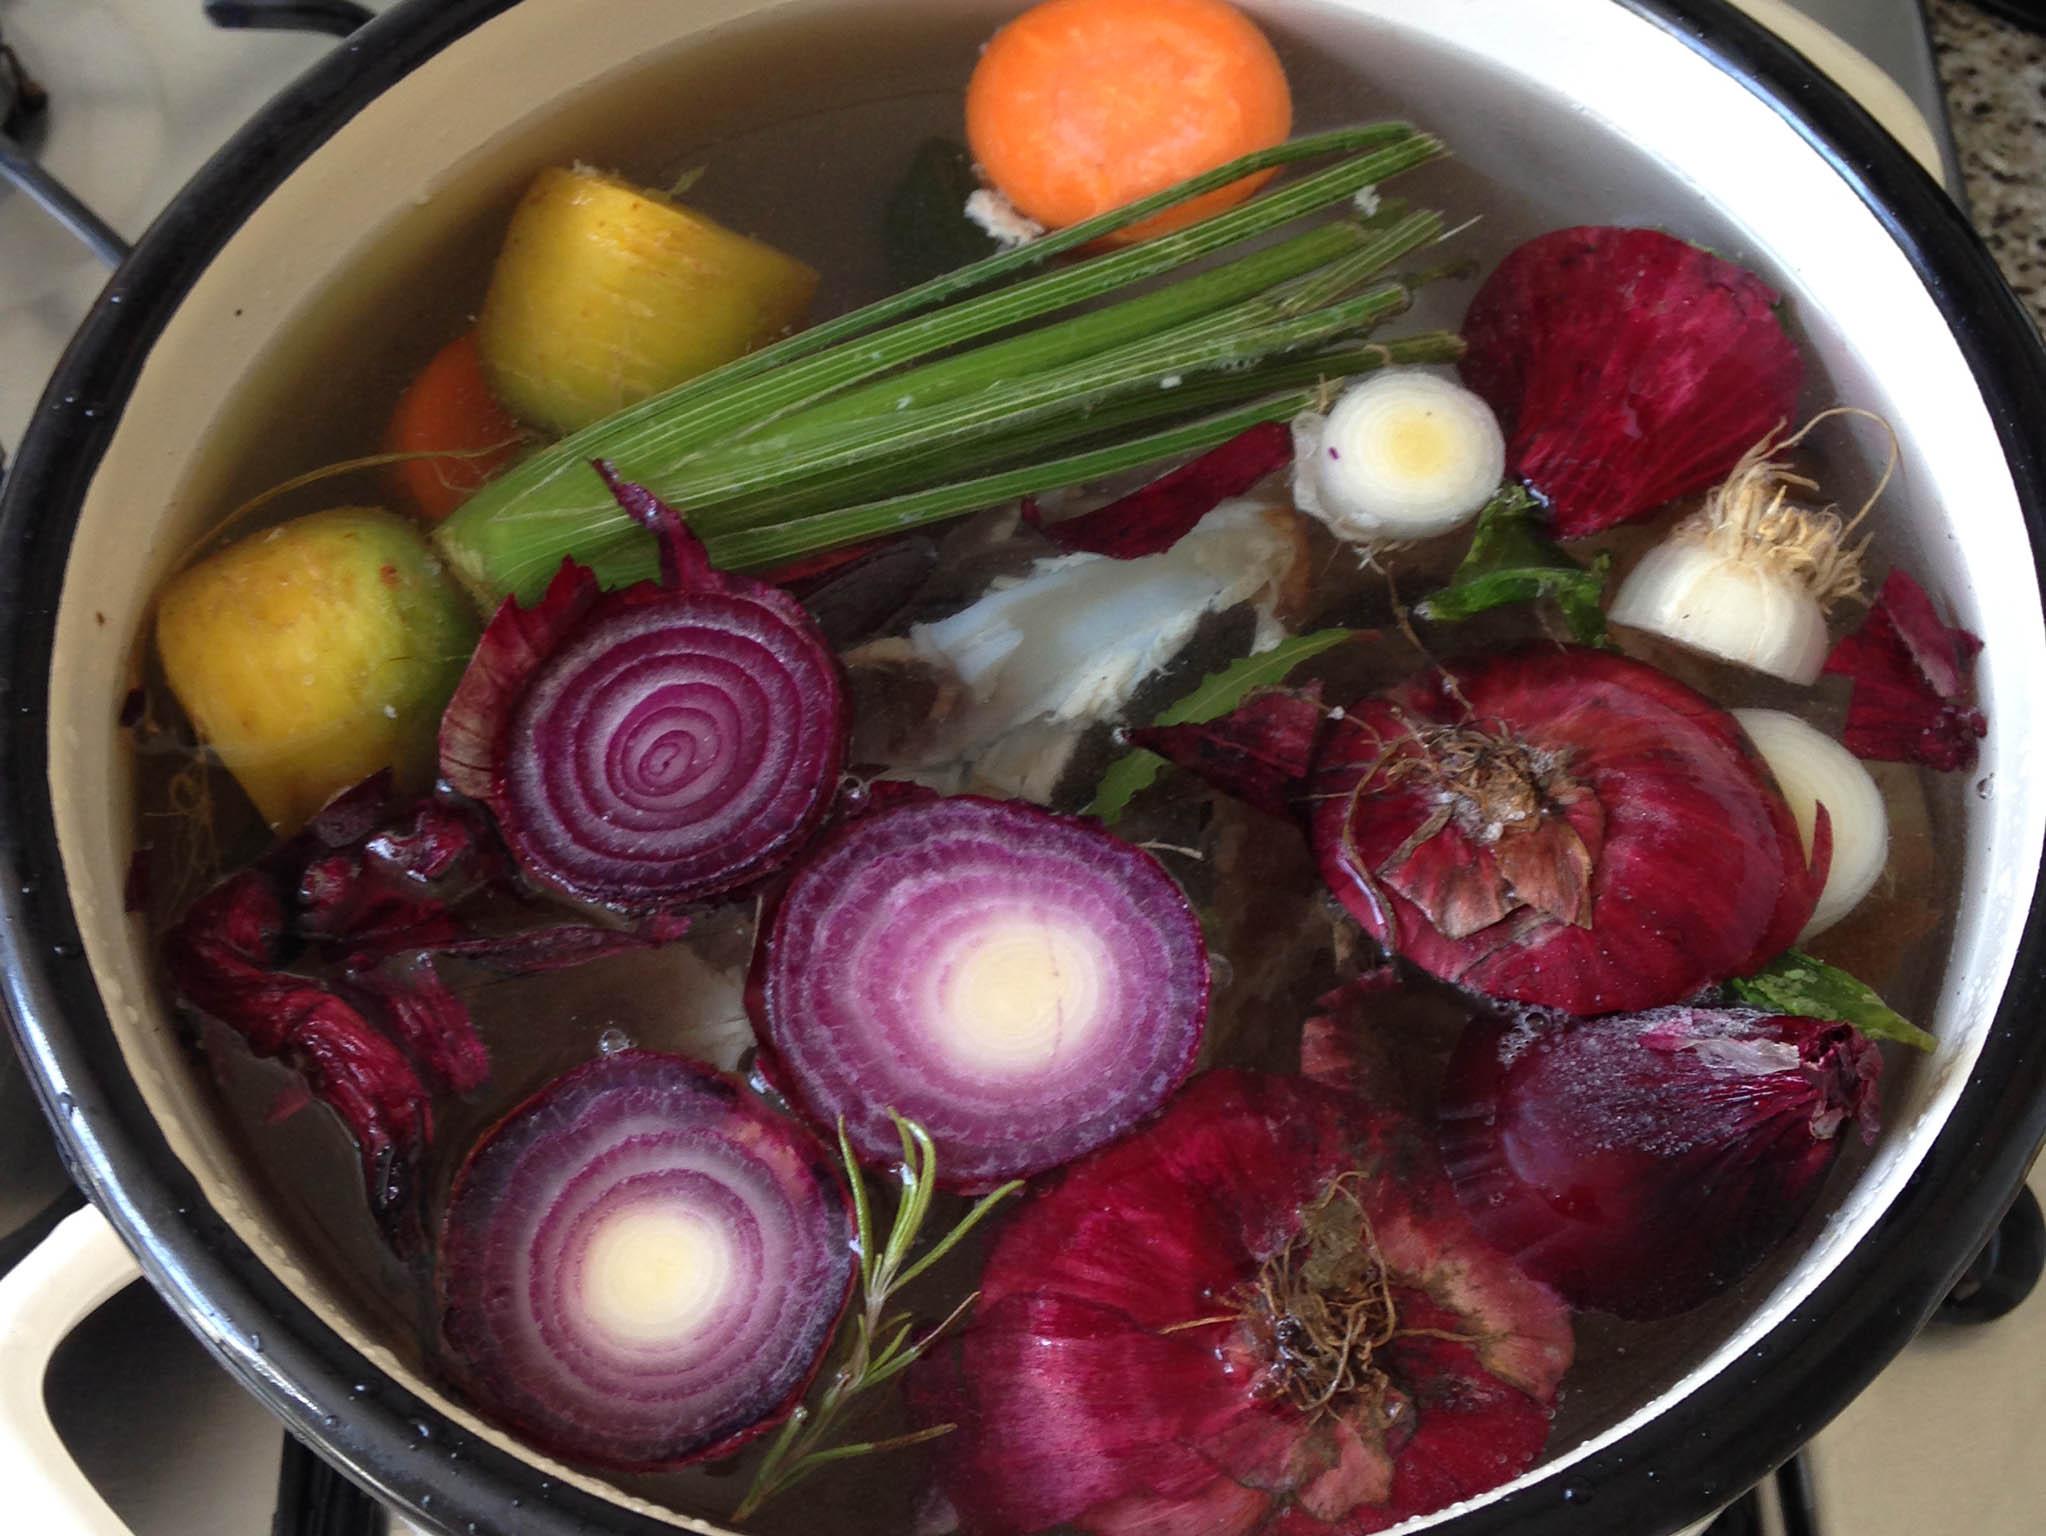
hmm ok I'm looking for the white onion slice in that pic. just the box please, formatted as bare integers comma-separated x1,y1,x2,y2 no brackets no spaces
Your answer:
1611,541,1831,685
1734,708,1889,938
1291,370,1505,541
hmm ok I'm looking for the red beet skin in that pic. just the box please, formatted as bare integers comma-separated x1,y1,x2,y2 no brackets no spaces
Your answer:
1303,648,1823,1015
1823,568,1987,771
917,1070,1572,1536
1460,227,1804,538
1437,1006,1882,1319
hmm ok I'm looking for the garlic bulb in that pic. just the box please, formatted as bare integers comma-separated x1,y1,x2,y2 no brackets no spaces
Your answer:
1609,416,1887,684
1290,370,1505,542
1734,707,1889,939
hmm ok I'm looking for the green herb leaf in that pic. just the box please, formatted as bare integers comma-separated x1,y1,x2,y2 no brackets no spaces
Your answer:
1728,950,1936,1051
1416,485,1612,645
884,139,1002,291
1086,628,1358,823
732,1112,1021,1521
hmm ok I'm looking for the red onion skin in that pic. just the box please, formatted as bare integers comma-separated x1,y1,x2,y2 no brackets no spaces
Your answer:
752,794,1209,1191
1437,1006,1882,1319
1459,227,1804,538
1305,648,1824,1015
1021,422,1294,559
917,1071,1571,1536
164,777,694,1245
165,868,433,1238
437,1051,855,1473
439,469,848,913
1823,568,1987,771
1128,682,1328,820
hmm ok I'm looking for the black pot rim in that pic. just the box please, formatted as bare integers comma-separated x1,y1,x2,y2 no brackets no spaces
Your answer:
2,2,2043,1534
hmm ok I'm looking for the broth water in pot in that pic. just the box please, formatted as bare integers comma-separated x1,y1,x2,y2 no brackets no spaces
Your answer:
124,1,1972,1530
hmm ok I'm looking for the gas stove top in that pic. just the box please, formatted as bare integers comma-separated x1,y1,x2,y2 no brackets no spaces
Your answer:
0,4,2031,1536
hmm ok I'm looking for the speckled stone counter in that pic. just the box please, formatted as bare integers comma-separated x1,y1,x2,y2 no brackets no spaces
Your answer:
1931,0,2046,328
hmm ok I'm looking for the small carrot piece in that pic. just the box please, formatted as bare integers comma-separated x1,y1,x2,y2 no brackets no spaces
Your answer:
966,0,1292,246
383,332,526,521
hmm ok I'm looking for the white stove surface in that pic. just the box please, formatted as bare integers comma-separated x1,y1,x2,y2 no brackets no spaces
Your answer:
0,0,340,452
4,3,2036,1535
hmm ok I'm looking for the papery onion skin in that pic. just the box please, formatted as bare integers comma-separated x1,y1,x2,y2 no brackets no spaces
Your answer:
1023,421,1294,559
436,1050,854,1472
439,467,847,912
1304,647,1825,1015
1437,1006,1882,1319
1822,568,1987,772
915,1070,1572,1536
752,794,1208,1191
1459,226,1803,538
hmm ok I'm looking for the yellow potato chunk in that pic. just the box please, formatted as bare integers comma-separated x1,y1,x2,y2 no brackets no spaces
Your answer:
155,508,479,833
477,166,819,434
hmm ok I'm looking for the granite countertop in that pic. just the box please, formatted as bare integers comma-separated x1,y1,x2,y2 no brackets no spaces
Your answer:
1931,0,2046,327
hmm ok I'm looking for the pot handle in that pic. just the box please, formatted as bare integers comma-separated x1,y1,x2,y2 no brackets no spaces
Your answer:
0,1204,143,1536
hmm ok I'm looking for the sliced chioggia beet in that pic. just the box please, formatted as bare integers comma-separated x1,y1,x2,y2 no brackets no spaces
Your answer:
1290,369,1505,542
1822,568,1987,771
913,1070,1572,1535
894,497,1306,799
436,1050,855,1471
1609,415,1896,683
1459,226,1804,538
439,466,846,911
1734,708,1888,938
751,794,1209,1191
1438,1005,1881,1319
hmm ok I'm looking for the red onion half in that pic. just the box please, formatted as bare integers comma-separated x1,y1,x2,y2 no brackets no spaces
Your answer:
1459,226,1804,538
1438,1006,1882,1319
916,1071,1573,1535
436,1050,854,1471
752,794,1208,1190
1306,647,1825,1014
440,466,846,912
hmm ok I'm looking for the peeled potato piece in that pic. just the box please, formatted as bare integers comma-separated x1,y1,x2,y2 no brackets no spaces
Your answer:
477,166,819,434
155,508,479,832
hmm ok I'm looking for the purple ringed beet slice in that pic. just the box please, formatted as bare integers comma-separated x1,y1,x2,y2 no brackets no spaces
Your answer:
505,595,842,905
436,1050,854,1472
440,469,847,912
753,796,1209,1191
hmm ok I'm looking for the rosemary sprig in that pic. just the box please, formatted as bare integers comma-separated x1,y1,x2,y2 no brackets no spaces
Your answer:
733,1115,1022,1523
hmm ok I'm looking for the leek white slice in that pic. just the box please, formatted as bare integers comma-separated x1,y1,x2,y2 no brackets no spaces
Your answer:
1291,370,1505,542
1734,707,1889,939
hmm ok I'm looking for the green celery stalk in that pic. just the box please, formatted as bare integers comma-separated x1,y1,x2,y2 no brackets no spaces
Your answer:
434,129,1446,601
712,332,1469,531
700,393,1327,571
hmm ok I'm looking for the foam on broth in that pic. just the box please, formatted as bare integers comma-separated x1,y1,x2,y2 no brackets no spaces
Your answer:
125,1,1960,1528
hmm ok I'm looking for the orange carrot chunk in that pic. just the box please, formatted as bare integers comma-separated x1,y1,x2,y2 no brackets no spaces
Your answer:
966,0,1293,246
384,332,526,522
